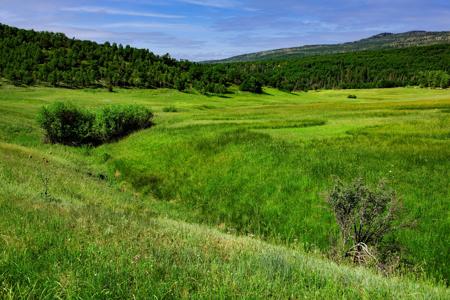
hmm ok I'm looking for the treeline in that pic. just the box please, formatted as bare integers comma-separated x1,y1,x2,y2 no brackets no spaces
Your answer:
1,23,449,93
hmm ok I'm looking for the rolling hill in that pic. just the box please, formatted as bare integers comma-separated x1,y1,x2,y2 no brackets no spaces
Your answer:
208,31,450,63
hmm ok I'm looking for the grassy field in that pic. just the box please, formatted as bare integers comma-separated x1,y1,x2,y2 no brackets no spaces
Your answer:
0,84,449,297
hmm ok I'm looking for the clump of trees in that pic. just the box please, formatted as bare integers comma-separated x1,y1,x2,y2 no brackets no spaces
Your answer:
240,77,263,93
193,81,228,95
38,102,153,146
326,178,402,265
418,71,450,88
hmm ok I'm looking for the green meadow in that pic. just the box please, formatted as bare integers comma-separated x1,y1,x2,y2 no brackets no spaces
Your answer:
0,85,449,297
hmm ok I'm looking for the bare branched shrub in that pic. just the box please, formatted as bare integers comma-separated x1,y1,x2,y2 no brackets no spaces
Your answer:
326,178,402,264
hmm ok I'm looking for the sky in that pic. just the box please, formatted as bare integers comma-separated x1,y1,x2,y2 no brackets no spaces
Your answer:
0,0,449,61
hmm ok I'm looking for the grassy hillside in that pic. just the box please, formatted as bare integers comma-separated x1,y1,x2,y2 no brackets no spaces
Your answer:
1,142,448,298
210,31,450,63
0,85,449,293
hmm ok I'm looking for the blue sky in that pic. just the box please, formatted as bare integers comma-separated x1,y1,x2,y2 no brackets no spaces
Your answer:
1,0,449,61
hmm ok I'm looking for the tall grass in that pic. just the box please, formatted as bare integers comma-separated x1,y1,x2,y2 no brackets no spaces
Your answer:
0,142,448,298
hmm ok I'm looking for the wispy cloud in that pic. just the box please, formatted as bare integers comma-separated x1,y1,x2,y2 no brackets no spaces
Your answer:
100,22,197,31
61,6,183,19
178,0,237,8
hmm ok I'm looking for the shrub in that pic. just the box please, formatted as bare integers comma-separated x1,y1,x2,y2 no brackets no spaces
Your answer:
210,83,227,94
326,178,401,264
174,78,187,92
194,81,227,95
37,102,96,145
38,102,153,146
347,94,357,99
279,81,295,92
163,106,178,112
94,105,154,142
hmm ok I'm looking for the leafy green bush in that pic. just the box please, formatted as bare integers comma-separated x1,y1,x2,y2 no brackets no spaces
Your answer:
94,105,153,142
193,81,227,95
38,102,153,146
37,102,96,145
163,106,178,112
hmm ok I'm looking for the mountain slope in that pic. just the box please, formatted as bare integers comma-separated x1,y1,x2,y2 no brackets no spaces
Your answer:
209,31,450,63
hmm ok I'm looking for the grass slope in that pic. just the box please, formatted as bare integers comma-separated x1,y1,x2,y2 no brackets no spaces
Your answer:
0,141,448,298
0,85,449,297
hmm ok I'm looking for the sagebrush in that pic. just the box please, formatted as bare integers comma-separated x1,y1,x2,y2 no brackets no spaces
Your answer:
326,178,402,264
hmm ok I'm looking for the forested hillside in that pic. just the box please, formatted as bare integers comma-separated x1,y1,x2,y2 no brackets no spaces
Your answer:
0,23,186,89
209,31,450,63
1,23,449,92
217,45,450,91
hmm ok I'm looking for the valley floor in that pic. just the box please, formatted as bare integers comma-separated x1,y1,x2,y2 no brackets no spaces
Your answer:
0,85,449,298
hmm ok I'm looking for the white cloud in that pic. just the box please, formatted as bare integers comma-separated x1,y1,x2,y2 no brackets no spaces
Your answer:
178,0,237,8
99,22,198,31
61,6,184,19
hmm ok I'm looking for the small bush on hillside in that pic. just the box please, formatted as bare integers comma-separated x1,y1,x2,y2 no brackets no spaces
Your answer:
174,78,187,92
326,178,402,264
347,94,357,99
38,102,153,146
279,81,296,92
94,105,153,142
210,83,228,95
193,81,227,95
163,106,178,112
37,102,96,145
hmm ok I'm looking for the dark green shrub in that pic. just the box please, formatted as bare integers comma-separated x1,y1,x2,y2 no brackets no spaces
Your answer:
38,102,153,146
326,178,401,264
240,77,263,94
211,83,227,94
279,81,295,92
347,94,357,99
37,102,95,145
163,106,178,112
174,78,187,92
193,81,227,95
94,105,154,142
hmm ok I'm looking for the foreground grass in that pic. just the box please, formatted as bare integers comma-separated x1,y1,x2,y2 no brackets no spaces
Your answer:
0,141,448,299
0,85,449,288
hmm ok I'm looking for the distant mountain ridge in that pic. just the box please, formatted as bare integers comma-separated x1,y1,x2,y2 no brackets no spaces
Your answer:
207,31,450,63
